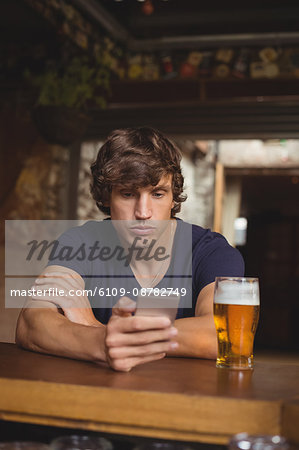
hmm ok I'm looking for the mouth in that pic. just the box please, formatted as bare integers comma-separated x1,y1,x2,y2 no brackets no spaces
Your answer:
129,225,156,236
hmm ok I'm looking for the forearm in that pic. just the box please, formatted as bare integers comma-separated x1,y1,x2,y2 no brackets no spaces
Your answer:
167,315,217,359
16,306,107,363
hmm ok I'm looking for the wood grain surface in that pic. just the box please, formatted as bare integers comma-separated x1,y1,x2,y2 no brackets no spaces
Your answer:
0,343,298,445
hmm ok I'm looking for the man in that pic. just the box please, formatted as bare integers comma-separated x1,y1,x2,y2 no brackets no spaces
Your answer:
16,127,244,371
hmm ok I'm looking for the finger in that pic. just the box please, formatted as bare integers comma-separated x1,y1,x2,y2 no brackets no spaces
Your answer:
107,326,177,347
25,299,59,309
37,272,76,281
43,270,83,287
35,275,80,291
108,340,178,359
31,283,66,296
33,277,87,299
110,315,171,332
30,285,75,307
44,271,82,282
112,297,136,317
112,352,166,372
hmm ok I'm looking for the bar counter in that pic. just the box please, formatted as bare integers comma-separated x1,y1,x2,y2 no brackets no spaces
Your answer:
0,343,299,445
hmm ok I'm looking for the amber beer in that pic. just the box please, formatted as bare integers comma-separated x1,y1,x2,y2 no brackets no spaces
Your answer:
213,277,260,370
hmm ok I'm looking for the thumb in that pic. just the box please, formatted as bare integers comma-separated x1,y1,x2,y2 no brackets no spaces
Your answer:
112,296,136,317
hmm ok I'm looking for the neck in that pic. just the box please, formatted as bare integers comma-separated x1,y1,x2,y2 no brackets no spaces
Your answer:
129,220,176,288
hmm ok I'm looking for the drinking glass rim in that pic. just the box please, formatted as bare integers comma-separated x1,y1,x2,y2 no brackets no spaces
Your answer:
50,435,113,449
215,277,259,282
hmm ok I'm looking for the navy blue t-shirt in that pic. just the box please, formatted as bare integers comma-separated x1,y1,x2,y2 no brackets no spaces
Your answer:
47,219,244,324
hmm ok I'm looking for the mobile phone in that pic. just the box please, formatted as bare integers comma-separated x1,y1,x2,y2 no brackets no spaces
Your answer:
135,289,180,323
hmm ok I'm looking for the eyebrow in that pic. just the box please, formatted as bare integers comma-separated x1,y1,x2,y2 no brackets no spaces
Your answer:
152,184,171,191
118,184,172,192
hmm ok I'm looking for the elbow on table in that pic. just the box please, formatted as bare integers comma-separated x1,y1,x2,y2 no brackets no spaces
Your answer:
15,309,31,349
206,330,218,360
198,330,218,360
207,344,218,360
15,307,47,352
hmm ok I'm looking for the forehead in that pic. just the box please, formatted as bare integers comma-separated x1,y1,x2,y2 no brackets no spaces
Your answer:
113,173,173,191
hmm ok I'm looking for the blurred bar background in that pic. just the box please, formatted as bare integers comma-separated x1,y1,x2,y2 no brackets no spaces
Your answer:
0,0,298,362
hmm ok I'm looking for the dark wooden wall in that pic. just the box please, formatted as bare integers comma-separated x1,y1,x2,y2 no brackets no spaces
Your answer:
85,80,299,140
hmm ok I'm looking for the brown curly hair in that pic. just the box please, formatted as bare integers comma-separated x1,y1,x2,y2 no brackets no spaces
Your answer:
90,127,186,217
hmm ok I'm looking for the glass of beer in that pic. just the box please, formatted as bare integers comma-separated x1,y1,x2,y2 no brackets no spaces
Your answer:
213,277,260,370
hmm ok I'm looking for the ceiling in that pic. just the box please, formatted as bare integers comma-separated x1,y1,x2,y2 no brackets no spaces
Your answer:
1,0,299,51
72,0,299,49
99,0,299,38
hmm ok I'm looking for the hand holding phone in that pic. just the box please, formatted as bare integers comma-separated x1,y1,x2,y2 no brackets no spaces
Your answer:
135,289,180,324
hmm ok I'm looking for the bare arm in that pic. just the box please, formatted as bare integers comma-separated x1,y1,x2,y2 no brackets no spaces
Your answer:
16,265,106,362
16,266,175,370
167,282,217,359
16,304,106,362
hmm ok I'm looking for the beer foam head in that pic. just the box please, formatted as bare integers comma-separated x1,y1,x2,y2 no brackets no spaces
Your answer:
214,280,259,305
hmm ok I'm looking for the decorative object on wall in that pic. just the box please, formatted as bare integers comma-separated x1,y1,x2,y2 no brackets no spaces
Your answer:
161,53,177,79
180,51,202,79
214,48,234,79
143,55,160,80
232,48,250,79
127,53,144,79
250,47,280,79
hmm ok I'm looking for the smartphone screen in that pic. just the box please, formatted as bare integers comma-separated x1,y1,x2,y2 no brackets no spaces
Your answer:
135,289,180,323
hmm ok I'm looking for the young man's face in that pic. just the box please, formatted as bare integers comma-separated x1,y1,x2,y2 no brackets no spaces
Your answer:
109,174,174,223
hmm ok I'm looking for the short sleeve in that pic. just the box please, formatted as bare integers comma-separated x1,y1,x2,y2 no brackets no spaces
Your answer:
46,225,91,277
192,227,244,298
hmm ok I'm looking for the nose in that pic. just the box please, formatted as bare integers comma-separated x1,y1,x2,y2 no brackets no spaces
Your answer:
134,194,152,220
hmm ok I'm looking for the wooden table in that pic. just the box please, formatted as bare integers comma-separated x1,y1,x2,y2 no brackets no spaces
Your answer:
0,343,299,445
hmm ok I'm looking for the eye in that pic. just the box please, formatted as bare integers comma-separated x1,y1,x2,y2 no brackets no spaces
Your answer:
152,192,164,198
122,192,134,198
